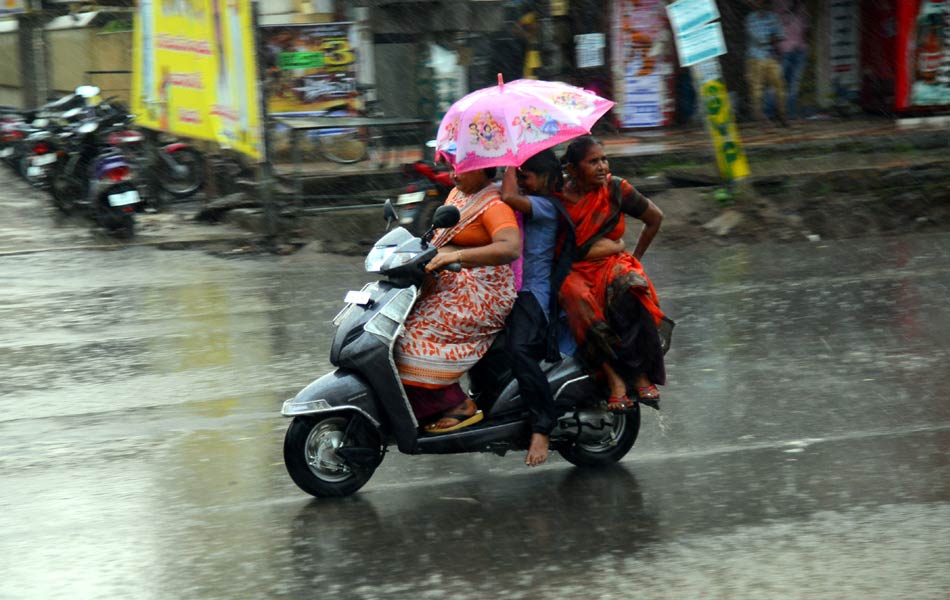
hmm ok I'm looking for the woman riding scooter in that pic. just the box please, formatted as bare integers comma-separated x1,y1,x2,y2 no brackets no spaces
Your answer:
394,166,521,433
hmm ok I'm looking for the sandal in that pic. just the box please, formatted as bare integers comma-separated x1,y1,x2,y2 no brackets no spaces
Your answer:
636,384,660,401
423,410,484,434
606,395,634,412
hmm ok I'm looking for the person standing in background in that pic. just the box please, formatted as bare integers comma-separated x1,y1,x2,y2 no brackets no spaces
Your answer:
744,0,788,126
778,0,809,120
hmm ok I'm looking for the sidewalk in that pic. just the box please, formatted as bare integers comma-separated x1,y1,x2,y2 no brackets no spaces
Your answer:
239,114,949,252
270,114,950,204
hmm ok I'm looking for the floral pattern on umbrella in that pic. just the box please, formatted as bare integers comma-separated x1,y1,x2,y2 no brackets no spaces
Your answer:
436,76,615,173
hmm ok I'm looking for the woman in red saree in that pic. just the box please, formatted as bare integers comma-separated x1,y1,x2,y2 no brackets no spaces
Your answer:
394,167,521,433
558,136,667,410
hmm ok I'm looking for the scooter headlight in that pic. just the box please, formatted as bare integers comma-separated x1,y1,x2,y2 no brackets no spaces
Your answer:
281,397,332,416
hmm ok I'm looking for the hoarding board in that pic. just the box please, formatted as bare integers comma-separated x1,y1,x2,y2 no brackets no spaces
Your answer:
131,0,263,161
260,22,359,116
671,21,726,67
612,0,674,128
666,0,719,36
897,0,950,109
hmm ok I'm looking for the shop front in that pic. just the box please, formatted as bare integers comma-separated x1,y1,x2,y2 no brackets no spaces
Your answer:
859,0,949,115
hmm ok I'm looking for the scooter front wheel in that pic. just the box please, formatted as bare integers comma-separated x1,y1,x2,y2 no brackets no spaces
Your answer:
284,414,383,498
556,407,640,468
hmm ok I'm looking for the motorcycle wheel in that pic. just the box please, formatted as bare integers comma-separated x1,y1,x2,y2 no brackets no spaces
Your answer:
284,414,383,498
110,213,135,239
155,146,204,198
556,406,640,468
49,172,83,214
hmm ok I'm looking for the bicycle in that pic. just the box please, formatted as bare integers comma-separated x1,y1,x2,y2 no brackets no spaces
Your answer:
315,86,395,167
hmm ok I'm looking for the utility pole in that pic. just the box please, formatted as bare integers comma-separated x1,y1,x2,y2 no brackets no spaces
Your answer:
16,0,50,107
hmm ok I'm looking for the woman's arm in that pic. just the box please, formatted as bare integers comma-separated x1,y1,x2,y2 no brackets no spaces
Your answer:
426,226,521,272
501,167,533,216
631,200,663,260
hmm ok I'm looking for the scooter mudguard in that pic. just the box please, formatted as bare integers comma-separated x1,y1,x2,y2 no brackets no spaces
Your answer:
162,142,190,154
281,369,383,430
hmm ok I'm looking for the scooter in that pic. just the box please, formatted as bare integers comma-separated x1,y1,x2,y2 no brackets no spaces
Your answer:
281,201,669,498
49,115,142,238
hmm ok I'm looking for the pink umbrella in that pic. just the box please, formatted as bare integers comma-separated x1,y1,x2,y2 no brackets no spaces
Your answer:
435,75,615,173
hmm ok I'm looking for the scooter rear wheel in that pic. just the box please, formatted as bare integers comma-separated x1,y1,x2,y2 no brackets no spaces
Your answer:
284,414,383,498
556,407,640,467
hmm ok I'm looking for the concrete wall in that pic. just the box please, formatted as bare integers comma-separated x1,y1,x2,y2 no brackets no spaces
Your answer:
0,22,20,107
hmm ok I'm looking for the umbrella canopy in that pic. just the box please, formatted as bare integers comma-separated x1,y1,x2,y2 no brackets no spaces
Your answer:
435,75,615,173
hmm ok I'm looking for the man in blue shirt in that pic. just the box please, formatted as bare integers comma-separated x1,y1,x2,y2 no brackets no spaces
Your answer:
745,0,788,126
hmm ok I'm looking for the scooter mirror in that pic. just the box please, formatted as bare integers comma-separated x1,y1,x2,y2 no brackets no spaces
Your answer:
78,121,99,134
75,85,101,99
383,199,398,230
431,205,460,229
61,108,82,121
32,118,49,128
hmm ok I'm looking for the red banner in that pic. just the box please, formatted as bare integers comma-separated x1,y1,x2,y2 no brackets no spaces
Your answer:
896,0,950,110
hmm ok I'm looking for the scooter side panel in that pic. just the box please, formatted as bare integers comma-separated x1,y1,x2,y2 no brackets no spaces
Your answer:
282,369,383,428
333,283,421,453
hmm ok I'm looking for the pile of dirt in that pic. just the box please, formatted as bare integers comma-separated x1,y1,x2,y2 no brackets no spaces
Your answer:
653,161,950,247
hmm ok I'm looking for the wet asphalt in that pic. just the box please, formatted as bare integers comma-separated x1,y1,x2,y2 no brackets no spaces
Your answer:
1,171,949,599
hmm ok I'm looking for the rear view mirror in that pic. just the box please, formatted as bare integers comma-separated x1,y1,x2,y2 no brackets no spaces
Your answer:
431,205,460,229
78,122,98,134
383,199,398,229
32,118,49,128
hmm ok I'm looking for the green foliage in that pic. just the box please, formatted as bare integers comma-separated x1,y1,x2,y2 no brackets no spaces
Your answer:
102,19,133,34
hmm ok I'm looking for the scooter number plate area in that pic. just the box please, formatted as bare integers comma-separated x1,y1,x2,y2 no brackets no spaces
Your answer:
395,191,425,206
33,154,57,166
0,148,12,158
344,290,372,306
108,190,140,207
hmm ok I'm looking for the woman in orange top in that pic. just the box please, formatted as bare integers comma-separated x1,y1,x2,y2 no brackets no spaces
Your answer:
394,167,521,433
558,136,668,410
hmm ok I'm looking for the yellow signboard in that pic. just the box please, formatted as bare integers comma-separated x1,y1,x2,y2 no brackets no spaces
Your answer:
131,0,263,161
698,78,749,181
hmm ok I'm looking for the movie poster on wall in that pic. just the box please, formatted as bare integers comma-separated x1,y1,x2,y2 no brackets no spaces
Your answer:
611,0,674,128
897,0,950,109
260,22,360,116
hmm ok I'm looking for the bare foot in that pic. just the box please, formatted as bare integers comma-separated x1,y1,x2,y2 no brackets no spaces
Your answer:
525,433,549,467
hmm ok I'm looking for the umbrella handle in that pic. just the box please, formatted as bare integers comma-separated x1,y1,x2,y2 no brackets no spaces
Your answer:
497,73,504,92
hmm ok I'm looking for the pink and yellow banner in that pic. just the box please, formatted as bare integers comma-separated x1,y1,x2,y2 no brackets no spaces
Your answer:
131,0,263,161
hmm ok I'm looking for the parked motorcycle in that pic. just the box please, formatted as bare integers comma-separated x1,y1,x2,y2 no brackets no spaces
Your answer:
281,201,670,498
18,122,62,189
48,100,142,237
393,158,453,235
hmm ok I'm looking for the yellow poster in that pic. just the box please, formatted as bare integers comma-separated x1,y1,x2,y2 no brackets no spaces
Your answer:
131,0,262,161
699,78,750,181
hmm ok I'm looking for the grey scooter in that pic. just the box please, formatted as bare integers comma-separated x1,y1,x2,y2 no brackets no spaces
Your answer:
281,202,664,498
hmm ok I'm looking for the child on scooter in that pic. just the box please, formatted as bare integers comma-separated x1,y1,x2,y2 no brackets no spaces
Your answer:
500,150,624,466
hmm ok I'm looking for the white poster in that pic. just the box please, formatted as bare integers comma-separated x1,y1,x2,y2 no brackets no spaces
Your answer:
828,0,861,96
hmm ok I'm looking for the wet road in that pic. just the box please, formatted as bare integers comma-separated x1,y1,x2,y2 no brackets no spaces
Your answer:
2,225,949,598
